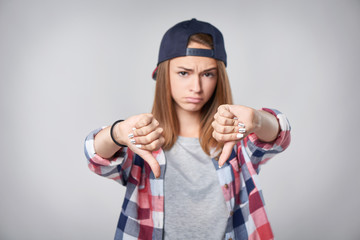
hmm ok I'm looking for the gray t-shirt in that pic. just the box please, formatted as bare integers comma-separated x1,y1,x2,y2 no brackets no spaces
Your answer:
164,136,228,240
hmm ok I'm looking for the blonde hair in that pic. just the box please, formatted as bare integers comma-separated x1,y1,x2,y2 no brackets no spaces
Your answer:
151,34,233,156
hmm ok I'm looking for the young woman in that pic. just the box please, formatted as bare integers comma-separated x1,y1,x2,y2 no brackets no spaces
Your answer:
84,18,291,240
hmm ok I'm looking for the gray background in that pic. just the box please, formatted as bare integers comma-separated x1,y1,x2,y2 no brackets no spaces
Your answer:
1,0,359,239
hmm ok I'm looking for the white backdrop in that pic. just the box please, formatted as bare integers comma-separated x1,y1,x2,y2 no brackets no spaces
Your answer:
1,0,359,239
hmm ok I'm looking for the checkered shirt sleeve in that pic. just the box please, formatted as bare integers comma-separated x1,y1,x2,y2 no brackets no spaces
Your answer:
84,127,133,185
243,108,291,171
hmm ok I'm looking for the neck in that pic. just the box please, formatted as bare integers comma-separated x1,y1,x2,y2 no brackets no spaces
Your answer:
176,107,201,138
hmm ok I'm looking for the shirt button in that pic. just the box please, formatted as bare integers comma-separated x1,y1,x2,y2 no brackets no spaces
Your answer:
229,238,233,240
224,184,229,189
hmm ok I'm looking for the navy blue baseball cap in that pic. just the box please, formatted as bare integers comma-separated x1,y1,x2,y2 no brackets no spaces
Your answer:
152,18,227,80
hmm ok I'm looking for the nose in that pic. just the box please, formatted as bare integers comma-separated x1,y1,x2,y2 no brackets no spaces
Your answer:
190,74,202,93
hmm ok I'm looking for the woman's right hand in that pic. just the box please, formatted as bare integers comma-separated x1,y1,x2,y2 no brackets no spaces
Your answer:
113,113,164,178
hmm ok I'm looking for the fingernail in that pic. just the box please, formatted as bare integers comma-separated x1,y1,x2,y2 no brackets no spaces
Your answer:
237,133,244,139
128,133,134,138
239,128,246,133
130,139,136,144
132,127,136,131
219,164,223,168
238,123,245,127
135,144,142,148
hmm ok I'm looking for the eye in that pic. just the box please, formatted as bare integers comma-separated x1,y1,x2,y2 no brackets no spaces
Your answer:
178,71,188,77
203,72,215,78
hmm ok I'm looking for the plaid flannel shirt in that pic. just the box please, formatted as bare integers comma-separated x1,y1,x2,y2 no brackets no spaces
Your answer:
84,108,291,240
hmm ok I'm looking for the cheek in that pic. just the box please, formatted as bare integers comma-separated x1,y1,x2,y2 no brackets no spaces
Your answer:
169,75,182,99
204,79,217,97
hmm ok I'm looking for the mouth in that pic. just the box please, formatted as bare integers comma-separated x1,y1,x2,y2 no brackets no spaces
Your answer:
185,97,203,103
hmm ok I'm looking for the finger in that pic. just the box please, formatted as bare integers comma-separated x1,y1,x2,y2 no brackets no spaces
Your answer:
132,128,163,145
138,151,161,178
212,121,237,134
214,113,236,126
134,118,160,137
217,105,235,118
136,136,165,152
219,141,236,167
134,114,154,129
212,131,245,142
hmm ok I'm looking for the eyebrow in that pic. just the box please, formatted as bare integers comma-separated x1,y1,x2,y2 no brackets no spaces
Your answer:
176,66,217,72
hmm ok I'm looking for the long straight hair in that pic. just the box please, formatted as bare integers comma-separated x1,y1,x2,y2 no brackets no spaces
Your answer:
151,34,233,156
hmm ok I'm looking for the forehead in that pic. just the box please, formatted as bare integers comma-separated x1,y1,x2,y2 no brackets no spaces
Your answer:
169,55,217,70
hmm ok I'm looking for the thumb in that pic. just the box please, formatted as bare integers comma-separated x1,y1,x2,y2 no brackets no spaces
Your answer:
138,151,161,178
218,141,235,168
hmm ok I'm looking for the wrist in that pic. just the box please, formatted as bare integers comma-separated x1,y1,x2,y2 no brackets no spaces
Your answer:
110,120,127,147
252,109,263,134
253,110,279,142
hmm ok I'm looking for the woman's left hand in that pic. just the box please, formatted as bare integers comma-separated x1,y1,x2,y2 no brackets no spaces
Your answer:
212,104,262,167
212,104,280,167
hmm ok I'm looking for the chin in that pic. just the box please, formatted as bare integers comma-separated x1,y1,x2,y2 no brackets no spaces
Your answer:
182,104,204,112
175,101,206,113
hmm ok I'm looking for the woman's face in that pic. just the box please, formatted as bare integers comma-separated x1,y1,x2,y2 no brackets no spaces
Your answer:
169,42,218,115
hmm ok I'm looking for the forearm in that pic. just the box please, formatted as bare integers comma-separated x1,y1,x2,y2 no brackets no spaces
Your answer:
253,110,280,142
94,125,123,159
